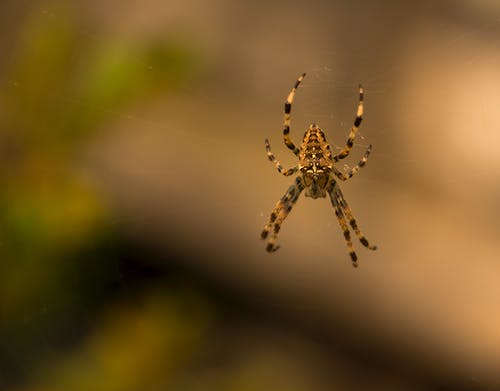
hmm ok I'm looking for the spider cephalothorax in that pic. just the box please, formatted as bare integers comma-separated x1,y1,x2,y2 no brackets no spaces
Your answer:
261,73,377,267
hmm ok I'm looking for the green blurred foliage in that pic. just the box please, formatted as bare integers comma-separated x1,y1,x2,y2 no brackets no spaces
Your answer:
0,3,203,389
17,290,214,391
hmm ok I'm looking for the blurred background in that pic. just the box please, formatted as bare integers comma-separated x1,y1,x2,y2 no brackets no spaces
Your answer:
1,0,500,390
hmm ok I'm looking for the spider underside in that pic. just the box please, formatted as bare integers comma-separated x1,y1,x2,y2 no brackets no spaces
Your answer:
260,73,377,267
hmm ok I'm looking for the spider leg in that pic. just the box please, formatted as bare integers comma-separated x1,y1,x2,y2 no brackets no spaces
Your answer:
261,177,305,252
334,84,364,162
283,73,306,156
265,138,298,176
333,144,372,181
327,180,358,267
332,181,377,252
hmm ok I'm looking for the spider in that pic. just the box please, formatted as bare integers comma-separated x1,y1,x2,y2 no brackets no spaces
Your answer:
260,73,377,267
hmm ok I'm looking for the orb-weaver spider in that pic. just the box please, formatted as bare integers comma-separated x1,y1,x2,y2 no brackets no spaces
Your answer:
260,73,377,267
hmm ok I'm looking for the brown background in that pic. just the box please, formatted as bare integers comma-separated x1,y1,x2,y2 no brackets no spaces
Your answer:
1,1,500,390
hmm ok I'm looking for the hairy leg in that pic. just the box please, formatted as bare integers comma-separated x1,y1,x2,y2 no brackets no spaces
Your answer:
333,182,377,251
261,177,305,252
328,183,358,267
333,144,372,181
283,73,306,156
265,138,298,176
334,85,364,162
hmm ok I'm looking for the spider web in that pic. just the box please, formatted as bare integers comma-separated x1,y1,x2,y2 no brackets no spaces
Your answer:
300,13,500,184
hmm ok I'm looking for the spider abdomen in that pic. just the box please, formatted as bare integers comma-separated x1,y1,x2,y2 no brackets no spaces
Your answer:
298,125,334,178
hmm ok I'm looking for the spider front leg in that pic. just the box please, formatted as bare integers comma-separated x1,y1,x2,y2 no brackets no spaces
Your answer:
265,138,298,176
283,73,306,156
333,144,372,181
261,176,305,252
334,84,364,162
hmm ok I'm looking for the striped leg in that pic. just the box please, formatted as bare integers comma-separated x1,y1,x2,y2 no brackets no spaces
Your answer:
334,84,364,162
261,177,305,252
328,182,358,267
283,73,306,156
265,138,298,176
333,182,377,251
333,144,372,181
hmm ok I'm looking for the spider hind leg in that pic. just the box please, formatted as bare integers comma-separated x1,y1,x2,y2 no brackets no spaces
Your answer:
261,177,305,252
337,189,377,251
328,181,377,267
328,185,359,267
